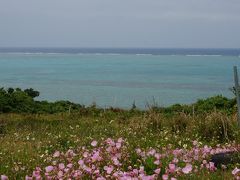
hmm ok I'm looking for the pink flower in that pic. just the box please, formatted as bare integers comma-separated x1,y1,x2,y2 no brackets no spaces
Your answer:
154,160,160,165
202,160,207,164
83,152,89,158
182,164,192,174
104,166,113,174
53,151,60,158
84,166,92,173
1,175,8,180
133,169,139,175
136,148,141,154
154,153,161,159
78,160,84,166
97,177,106,180
91,140,98,147
93,169,100,175
32,170,41,177
148,149,156,156
117,138,124,143
169,163,176,173
162,174,168,180
154,168,161,174
193,140,198,146
45,166,54,173
232,167,240,176
112,157,120,166
67,163,73,169
209,162,216,171
57,170,63,177
92,151,101,162
58,163,65,170
116,142,121,149
172,158,179,164
64,168,70,173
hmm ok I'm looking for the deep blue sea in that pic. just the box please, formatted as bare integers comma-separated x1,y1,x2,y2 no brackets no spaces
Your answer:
0,48,240,109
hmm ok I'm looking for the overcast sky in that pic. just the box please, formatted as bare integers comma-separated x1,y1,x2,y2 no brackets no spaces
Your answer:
0,0,240,48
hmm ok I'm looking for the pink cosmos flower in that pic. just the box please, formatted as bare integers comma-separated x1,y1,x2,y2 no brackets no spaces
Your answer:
45,166,54,173
182,164,192,174
91,140,98,147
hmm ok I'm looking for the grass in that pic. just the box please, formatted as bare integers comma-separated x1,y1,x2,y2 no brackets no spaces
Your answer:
0,108,240,179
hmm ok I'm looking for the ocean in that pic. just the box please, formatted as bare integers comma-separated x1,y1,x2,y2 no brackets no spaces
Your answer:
0,48,240,109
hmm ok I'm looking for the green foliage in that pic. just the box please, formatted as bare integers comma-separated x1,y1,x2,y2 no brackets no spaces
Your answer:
24,88,40,98
0,87,83,114
144,156,157,175
195,95,235,113
157,95,236,115
0,87,35,113
0,87,237,116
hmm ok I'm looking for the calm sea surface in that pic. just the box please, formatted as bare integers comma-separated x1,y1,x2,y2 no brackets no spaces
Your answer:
0,48,240,109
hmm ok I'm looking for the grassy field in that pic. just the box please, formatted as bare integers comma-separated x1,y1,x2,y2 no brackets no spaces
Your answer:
0,107,240,179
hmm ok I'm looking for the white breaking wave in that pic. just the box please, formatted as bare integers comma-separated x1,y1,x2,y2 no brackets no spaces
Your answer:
186,54,222,57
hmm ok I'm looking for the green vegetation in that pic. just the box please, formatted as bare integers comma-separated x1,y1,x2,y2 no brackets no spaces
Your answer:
0,88,239,179
0,87,83,113
0,87,237,114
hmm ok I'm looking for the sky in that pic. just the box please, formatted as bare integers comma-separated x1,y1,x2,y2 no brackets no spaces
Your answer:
0,0,240,48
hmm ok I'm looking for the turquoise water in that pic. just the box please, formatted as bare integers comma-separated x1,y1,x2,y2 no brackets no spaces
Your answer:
0,53,239,108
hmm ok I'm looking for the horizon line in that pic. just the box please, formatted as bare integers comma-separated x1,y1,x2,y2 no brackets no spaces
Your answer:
0,47,240,50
